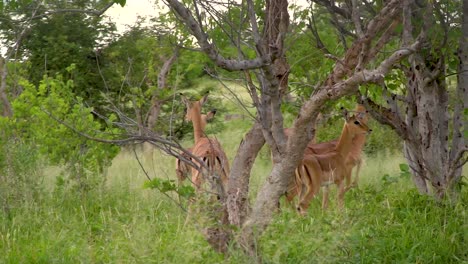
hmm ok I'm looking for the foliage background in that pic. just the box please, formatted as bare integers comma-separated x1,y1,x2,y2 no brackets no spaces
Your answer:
0,0,466,262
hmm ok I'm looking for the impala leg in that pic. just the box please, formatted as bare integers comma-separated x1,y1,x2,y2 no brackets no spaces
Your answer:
298,171,319,215
321,185,330,210
337,181,346,209
299,182,320,215
294,167,304,212
191,169,203,191
352,159,362,188
278,175,298,210
296,166,309,214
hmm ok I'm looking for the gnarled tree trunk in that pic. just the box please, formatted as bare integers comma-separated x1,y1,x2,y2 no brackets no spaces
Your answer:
165,0,420,258
227,121,265,227
0,56,13,117
363,0,467,199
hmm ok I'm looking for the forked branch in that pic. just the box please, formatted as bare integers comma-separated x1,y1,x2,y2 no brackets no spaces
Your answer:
164,0,270,71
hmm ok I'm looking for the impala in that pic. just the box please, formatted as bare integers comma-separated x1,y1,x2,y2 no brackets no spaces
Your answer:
295,111,372,214
175,110,217,185
180,94,230,195
284,105,370,205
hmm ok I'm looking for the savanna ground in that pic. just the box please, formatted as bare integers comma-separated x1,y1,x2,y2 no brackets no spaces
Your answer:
0,80,467,263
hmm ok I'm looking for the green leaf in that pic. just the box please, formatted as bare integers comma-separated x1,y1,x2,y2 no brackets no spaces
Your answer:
177,185,195,198
144,178,177,193
399,163,410,172
113,0,126,7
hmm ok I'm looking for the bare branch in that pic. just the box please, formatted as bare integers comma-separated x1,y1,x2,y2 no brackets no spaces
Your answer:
367,19,400,60
328,0,403,85
246,0,263,54
204,69,257,121
361,0,377,16
307,13,331,54
447,148,468,180
360,94,409,141
351,0,364,37
164,0,269,71
131,148,188,213
313,0,352,19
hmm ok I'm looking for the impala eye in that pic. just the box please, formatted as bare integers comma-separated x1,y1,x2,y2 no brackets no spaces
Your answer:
354,121,360,125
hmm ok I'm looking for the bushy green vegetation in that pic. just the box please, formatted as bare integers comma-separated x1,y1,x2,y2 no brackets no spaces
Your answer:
0,80,466,263
1,1,466,262
0,115,466,263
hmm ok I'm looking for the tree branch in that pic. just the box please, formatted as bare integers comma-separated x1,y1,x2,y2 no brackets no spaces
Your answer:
313,0,352,19
307,13,332,54
351,0,364,37
164,0,269,71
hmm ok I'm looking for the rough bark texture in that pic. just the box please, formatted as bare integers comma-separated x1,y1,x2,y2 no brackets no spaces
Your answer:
165,0,418,257
242,0,413,253
362,0,467,199
146,50,179,132
227,121,265,227
448,0,468,193
0,56,13,117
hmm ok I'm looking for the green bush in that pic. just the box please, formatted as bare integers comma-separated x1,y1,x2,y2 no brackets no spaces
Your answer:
10,73,120,191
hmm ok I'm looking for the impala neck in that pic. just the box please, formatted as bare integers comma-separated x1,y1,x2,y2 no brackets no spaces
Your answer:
335,122,356,156
191,105,205,144
350,133,367,155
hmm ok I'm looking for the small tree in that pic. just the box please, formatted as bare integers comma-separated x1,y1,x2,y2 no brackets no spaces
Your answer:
0,0,119,117
163,0,421,256
360,0,467,199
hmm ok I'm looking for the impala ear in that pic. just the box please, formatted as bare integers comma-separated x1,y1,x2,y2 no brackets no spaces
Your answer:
199,92,209,106
180,93,190,106
206,109,217,120
341,107,349,121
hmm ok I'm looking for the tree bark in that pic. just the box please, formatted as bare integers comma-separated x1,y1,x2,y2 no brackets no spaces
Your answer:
0,56,13,117
363,1,467,199
448,0,468,193
146,50,179,132
227,121,265,227
164,0,417,257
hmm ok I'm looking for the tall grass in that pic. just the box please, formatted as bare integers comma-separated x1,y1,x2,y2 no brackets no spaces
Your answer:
1,140,466,263
261,155,467,264
0,83,466,263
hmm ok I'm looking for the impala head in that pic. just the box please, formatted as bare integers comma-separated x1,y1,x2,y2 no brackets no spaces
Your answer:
200,109,217,130
181,93,209,122
342,108,372,136
346,114,372,136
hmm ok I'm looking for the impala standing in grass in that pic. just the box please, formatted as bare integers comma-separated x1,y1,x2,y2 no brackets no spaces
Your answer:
295,110,372,214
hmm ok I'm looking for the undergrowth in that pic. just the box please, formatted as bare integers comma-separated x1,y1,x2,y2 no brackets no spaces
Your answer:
0,146,466,263
0,88,466,262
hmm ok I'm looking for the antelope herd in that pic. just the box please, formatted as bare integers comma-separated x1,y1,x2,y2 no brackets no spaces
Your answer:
175,94,371,215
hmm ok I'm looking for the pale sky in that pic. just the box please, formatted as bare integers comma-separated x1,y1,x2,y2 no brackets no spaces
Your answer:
106,0,161,33
105,0,309,33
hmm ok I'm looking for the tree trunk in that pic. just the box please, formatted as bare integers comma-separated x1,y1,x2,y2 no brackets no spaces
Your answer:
227,121,265,227
401,1,466,198
0,56,13,117
146,50,178,132
143,50,178,152
363,1,467,199
164,0,415,257
448,0,468,195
